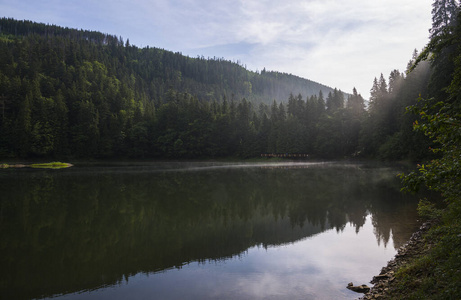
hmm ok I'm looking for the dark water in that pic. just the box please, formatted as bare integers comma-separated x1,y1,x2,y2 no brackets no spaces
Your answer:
0,161,420,300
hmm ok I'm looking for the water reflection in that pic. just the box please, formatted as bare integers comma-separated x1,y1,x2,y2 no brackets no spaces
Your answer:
0,162,420,299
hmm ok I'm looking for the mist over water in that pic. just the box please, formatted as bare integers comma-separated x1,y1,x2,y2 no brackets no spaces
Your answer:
0,161,420,299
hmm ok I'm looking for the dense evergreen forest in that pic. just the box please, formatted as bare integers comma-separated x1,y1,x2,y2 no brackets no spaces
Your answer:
384,1,461,298
0,17,432,159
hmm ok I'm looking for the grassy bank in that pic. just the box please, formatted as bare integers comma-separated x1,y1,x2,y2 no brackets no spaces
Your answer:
389,214,461,298
363,201,461,299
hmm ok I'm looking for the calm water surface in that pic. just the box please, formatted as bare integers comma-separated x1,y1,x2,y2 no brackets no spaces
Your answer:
0,161,420,299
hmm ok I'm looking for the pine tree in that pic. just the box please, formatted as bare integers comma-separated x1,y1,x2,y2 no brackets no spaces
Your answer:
346,87,365,115
388,70,404,94
369,77,380,109
378,73,388,97
430,0,459,38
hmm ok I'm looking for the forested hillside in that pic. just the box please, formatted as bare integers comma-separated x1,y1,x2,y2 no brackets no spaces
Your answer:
0,18,350,159
0,18,430,159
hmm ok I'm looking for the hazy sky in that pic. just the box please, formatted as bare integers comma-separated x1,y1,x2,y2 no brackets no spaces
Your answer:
1,0,433,98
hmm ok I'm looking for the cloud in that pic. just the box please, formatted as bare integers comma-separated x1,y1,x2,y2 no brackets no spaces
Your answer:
229,0,433,96
143,0,432,96
0,0,433,97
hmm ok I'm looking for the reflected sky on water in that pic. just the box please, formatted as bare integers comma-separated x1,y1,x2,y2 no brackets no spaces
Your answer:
0,161,420,300
53,215,396,300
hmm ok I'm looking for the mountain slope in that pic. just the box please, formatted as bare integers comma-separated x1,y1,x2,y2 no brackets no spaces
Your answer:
0,17,339,104
0,18,354,159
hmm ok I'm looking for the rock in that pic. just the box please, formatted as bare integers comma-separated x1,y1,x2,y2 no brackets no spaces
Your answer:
357,221,435,300
373,273,391,281
347,282,371,293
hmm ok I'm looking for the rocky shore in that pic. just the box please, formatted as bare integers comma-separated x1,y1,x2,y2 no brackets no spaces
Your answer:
355,221,433,300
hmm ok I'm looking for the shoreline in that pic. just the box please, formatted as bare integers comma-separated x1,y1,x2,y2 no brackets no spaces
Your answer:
358,221,434,299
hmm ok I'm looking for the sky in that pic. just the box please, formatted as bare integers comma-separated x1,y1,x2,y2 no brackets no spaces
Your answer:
1,0,433,99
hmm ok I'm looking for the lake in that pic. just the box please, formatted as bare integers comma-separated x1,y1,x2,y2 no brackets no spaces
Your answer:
0,161,420,300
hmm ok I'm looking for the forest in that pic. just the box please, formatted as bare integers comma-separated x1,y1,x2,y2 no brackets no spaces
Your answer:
1,0,461,297
0,17,431,160
387,1,461,298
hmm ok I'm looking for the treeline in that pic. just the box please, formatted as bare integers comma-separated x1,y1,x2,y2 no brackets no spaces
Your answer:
360,55,432,160
391,1,461,298
0,17,431,160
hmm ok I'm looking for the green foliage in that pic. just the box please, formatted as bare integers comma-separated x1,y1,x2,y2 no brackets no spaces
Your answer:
402,97,461,203
394,6,461,299
416,198,444,220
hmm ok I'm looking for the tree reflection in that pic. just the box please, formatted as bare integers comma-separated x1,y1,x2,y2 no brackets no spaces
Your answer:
0,162,420,299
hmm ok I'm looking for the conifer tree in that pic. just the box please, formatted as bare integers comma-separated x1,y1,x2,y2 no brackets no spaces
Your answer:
430,0,459,38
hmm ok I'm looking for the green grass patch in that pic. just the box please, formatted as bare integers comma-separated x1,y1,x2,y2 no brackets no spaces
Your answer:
1,162,73,169
29,162,73,169
390,215,461,299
